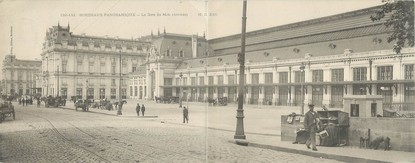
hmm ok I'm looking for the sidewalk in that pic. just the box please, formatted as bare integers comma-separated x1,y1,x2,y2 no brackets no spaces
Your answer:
62,101,415,163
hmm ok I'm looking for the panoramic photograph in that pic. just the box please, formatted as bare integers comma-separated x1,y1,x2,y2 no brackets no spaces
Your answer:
0,0,414,162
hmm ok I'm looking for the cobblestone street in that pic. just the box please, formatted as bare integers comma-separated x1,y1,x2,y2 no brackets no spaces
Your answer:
0,102,343,162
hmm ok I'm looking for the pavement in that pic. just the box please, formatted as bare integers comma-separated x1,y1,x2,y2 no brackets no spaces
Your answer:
60,99,415,163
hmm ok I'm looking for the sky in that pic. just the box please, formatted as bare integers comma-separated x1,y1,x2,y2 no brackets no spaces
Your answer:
0,0,384,78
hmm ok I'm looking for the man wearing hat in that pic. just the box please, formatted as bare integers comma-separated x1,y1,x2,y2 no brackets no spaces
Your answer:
304,104,319,151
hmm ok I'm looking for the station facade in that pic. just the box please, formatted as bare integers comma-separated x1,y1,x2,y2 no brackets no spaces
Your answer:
148,6,414,110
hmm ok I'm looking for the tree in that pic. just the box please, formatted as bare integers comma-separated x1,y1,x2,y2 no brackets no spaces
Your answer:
370,0,414,48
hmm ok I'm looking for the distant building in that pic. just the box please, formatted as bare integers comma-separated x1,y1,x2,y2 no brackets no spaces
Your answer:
2,55,42,96
41,23,149,100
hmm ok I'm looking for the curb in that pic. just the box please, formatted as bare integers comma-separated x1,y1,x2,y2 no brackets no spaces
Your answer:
227,140,390,163
60,106,158,118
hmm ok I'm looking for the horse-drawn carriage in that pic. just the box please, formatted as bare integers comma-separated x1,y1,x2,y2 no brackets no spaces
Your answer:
208,97,228,106
155,96,179,104
0,102,15,123
75,100,90,112
45,96,66,108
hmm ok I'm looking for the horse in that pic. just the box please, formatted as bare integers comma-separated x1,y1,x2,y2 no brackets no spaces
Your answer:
75,100,89,112
208,98,217,106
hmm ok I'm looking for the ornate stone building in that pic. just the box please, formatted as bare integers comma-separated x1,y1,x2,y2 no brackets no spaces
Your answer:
2,55,42,96
41,24,149,100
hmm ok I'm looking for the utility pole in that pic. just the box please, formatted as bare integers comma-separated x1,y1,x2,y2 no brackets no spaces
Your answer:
118,50,123,115
234,0,247,141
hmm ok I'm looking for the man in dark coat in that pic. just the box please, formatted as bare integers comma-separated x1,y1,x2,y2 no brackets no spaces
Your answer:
136,103,141,116
141,104,146,116
304,104,319,151
183,106,189,123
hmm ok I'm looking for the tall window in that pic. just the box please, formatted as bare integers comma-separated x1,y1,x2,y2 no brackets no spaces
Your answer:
377,66,393,80
111,58,116,75
110,88,116,99
228,75,235,84
294,71,304,83
208,76,214,85
279,72,288,83
191,77,196,85
353,67,367,81
89,61,94,73
100,61,106,74
179,50,184,57
164,78,173,86
176,78,180,86
312,70,323,82
405,65,414,80
251,73,259,84
183,77,187,85
132,66,137,72
121,88,127,99
100,78,105,86
122,79,127,86
112,79,116,86
76,88,82,97
199,77,205,85
217,75,224,85
62,62,67,73
264,73,273,84
332,69,344,82
77,61,83,73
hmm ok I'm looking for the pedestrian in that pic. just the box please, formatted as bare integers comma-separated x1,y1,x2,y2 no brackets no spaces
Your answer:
183,106,189,123
37,99,41,108
141,104,145,116
18,98,21,105
136,103,141,116
22,97,26,106
304,104,319,151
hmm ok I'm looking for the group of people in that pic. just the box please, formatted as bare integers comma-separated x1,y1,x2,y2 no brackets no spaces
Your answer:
18,96,34,106
135,103,146,116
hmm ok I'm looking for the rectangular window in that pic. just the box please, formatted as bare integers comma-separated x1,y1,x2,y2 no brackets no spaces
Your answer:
279,72,288,83
110,88,116,99
132,67,137,72
77,62,83,73
100,78,105,86
122,79,127,86
130,86,133,96
294,71,304,83
351,104,360,117
332,69,344,82
353,67,367,81
87,88,94,99
208,76,214,85
100,62,105,74
176,78,180,86
164,78,173,86
199,77,205,85
112,79,116,86
228,75,235,85
312,70,323,82
251,73,259,84
134,86,138,96
217,75,224,85
264,73,273,84
183,77,187,85
111,65,116,75
405,65,414,80
89,61,94,73
62,63,67,73
99,88,105,99
191,77,196,85
76,88,82,98
377,66,393,80
121,88,127,99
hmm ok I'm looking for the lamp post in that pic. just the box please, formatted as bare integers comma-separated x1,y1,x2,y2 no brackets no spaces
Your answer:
57,65,59,97
300,63,306,115
179,72,183,107
118,50,123,115
234,0,247,141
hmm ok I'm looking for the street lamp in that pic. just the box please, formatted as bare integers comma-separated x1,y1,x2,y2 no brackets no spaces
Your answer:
118,50,123,115
300,63,306,115
179,72,183,107
234,0,247,141
56,65,59,97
